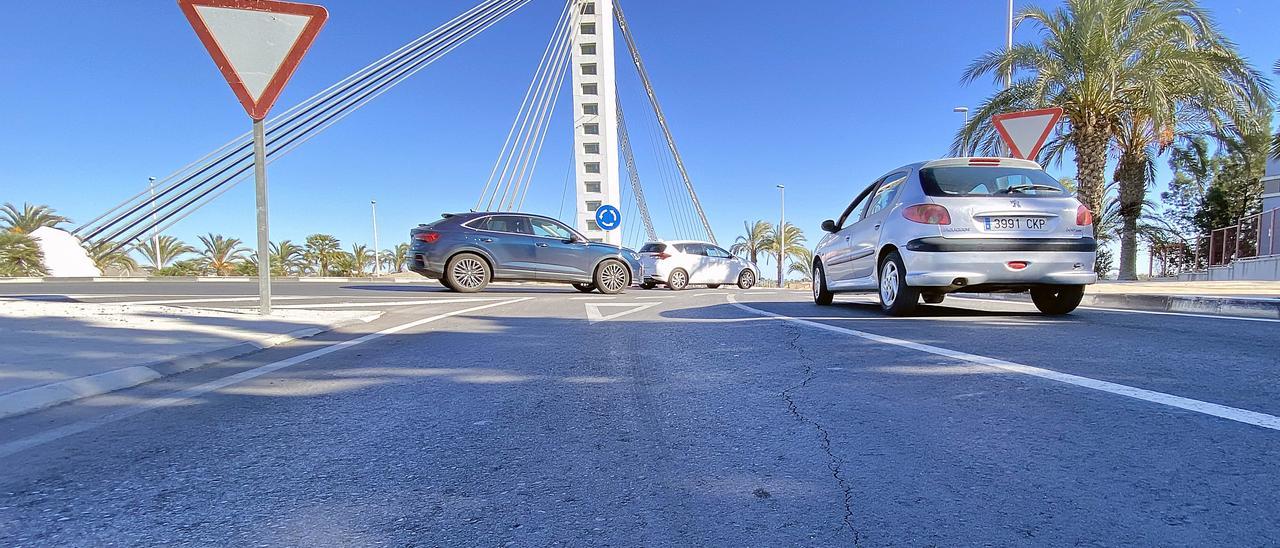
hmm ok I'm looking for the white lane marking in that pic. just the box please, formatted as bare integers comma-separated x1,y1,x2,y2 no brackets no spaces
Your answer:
571,296,617,300
80,296,323,306
0,297,535,458
584,302,660,323
261,298,493,309
727,295,1280,432
947,296,1280,323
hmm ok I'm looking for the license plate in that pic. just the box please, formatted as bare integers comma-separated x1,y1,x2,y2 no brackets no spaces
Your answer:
983,217,1048,231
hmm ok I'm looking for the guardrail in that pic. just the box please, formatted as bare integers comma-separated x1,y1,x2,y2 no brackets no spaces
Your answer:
1200,207,1279,267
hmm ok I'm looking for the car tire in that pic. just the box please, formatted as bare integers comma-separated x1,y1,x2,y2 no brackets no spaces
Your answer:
594,259,630,294
572,283,596,293
922,292,945,304
737,269,756,290
640,281,657,290
444,253,490,293
812,262,833,305
1030,285,1085,315
878,251,918,316
667,268,689,291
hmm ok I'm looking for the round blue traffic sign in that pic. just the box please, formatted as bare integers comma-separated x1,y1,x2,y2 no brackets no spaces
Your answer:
595,205,621,231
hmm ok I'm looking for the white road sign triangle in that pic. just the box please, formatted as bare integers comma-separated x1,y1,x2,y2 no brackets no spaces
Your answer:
991,107,1063,160
179,0,328,120
585,302,659,323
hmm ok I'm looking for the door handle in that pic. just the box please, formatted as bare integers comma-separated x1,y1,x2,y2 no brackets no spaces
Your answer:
536,242,549,247
873,224,881,230
479,238,494,243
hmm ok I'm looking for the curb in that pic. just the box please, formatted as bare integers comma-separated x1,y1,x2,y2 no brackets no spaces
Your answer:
0,314,380,420
969,292,1280,319
0,276,433,284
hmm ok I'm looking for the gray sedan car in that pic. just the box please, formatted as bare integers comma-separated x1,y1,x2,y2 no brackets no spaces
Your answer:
409,212,642,294
813,157,1097,315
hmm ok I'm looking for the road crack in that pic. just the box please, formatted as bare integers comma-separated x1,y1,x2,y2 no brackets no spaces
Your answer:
780,321,861,546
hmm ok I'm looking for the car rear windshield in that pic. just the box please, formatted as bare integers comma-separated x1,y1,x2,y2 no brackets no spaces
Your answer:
639,243,666,253
919,166,1068,197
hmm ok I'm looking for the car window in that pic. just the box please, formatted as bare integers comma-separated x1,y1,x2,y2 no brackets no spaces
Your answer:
529,217,573,239
919,166,1066,196
639,243,666,253
478,215,531,235
862,171,908,219
835,181,880,229
676,243,705,255
706,246,732,259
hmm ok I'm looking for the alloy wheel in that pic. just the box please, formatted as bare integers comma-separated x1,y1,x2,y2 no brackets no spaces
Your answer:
600,262,628,293
452,257,487,289
879,261,898,306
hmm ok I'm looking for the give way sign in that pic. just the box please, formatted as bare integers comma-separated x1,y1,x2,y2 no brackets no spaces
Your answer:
991,107,1063,161
178,0,328,120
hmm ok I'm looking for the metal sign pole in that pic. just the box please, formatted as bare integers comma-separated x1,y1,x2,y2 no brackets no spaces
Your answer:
253,118,272,315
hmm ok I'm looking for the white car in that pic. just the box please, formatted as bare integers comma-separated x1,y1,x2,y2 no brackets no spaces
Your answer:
638,240,760,290
813,157,1097,315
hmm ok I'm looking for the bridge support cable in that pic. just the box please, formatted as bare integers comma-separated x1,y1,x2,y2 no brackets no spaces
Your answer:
478,0,578,211
615,98,658,242
614,0,716,244
87,0,531,253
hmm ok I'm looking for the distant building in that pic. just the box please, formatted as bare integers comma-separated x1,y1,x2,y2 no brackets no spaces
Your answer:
1265,156,1280,214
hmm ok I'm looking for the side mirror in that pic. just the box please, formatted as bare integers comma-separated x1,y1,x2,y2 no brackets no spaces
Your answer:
821,219,838,233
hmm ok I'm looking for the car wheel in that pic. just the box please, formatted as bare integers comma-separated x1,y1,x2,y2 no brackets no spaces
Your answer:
737,269,756,290
445,253,490,293
878,251,918,316
667,268,689,291
922,292,945,304
594,259,630,294
572,283,596,293
1030,285,1085,315
640,281,657,290
812,262,833,305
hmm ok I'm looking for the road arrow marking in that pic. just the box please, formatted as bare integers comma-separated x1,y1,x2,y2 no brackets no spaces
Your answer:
584,302,659,323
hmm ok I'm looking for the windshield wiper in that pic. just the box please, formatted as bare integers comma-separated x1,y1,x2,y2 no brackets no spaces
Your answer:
999,184,1063,194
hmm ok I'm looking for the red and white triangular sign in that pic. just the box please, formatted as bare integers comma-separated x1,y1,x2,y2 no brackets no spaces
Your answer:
178,0,328,120
991,107,1063,160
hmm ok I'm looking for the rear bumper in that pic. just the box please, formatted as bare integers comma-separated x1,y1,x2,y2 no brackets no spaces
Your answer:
906,237,1097,253
901,246,1097,287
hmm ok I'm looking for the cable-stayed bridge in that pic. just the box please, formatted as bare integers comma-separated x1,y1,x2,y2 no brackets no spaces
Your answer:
76,0,714,255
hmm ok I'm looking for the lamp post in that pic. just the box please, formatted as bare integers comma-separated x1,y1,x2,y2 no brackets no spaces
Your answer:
776,184,785,288
371,200,380,277
953,106,970,155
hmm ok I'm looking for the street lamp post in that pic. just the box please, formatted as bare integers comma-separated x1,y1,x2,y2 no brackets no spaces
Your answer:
776,184,785,288
953,106,970,155
371,200,380,277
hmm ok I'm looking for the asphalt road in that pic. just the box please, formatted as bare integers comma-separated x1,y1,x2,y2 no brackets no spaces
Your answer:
1,282,1278,546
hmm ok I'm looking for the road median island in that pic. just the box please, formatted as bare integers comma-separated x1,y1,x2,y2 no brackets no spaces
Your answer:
0,300,381,419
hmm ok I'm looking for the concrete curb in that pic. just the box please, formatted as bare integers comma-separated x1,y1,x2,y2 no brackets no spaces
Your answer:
0,314,380,420
0,276,431,284
970,292,1280,319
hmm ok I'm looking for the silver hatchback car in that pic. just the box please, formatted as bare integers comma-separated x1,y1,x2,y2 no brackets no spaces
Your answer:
813,157,1097,315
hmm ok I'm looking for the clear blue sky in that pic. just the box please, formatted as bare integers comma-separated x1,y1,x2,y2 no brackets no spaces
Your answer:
2,1,1277,269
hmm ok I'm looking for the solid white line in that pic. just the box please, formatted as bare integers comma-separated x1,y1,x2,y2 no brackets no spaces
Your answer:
0,297,535,458
947,295,1280,323
264,298,493,309
727,295,1280,432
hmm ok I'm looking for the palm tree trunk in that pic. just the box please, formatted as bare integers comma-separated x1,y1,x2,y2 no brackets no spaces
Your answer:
1073,128,1108,227
1115,149,1147,281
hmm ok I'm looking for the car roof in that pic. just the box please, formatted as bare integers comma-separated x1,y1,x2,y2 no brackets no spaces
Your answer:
441,211,570,223
645,240,718,246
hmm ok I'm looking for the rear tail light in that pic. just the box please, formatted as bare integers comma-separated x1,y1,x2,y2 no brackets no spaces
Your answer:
655,252,671,260
902,204,952,225
1007,261,1029,270
1076,205,1094,226
413,231,441,244
968,157,1002,166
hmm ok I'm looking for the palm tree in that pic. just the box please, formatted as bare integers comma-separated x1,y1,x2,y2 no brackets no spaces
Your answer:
0,232,45,276
955,0,1270,244
787,248,814,282
349,243,372,276
304,234,341,276
199,233,248,276
271,240,305,276
134,235,195,271
730,220,771,264
1,203,70,234
762,222,807,286
393,243,410,273
85,241,139,274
